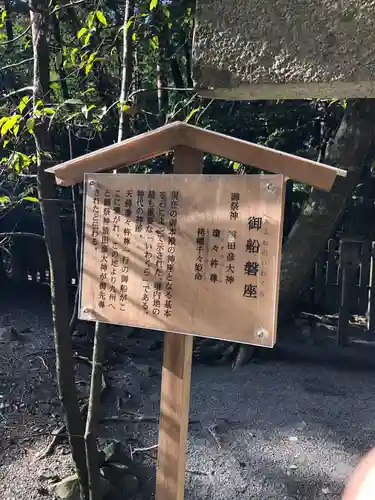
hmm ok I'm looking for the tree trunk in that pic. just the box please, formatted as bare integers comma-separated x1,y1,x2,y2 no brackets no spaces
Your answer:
29,1,88,497
278,99,375,320
232,99,375,368
117,0,134,142
84,322,106,500
3,0,14,42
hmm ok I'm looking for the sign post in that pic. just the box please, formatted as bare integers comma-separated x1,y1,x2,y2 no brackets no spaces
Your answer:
155,146,203,500
46,120,346,500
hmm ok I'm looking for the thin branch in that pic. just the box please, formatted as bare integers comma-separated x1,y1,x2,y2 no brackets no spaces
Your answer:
52,0,86,12
0,232,44,240
1,57,34,71
0,86,35,103
0,26,31,46
127,86,195,102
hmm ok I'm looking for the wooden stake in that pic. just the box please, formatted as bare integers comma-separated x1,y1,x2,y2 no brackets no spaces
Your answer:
155,146,203,500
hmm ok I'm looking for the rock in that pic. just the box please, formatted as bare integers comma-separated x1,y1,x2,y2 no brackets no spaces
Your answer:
20,327,31,333
50,474,111,500
99,440,122,463
49,474,79,500
0,327,20,342
38,471,60,483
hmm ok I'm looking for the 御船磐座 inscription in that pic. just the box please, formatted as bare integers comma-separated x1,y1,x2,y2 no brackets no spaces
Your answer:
80,174,285,347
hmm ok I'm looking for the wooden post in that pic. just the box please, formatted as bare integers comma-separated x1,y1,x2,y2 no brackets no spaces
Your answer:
325,238,338,312
338,240,359,347
367,242,375,332
359,240,371,313
313,252,325,309
155,146,203,500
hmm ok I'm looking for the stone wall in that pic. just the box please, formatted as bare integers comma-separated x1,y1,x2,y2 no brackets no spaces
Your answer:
193,0,375,99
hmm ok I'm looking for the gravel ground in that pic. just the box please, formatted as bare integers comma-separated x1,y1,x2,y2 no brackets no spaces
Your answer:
1,285,375,500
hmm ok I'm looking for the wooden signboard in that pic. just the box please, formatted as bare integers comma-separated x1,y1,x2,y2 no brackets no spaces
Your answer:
79,173,285,348
46,122,345,500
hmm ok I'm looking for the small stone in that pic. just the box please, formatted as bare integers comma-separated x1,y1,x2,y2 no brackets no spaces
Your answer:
289,464,298,470
37,486,49,496
296,421,307,430
49,474,79,500
322,487,331,494
0,327,20,342
38,471,60,483
19,327,31,333
50,474,111,500
289,436,298,442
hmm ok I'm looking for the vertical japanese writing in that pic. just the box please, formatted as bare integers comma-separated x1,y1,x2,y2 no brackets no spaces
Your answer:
141,190,151,314
209,228,222,283
154,191,166,317
164,191,179,318
225,192,240,285
91,185,100,251
243,213,263,299
195,227,205,281
146,190,156,315
98,188,111,309
135,190,144,233
120,190,133,311
108,190,119,310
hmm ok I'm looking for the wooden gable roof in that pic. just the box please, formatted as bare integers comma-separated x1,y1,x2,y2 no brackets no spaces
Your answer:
46,121,346,190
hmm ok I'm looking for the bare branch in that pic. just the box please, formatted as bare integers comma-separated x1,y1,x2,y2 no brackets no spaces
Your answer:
52,0,86,11
0,232,44,240
1,57,34,71
0,25,31,46
0,86,35,103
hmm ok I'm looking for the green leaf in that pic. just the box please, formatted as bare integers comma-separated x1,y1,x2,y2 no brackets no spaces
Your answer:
150,35,159,50
64,98,84,105
96,10,107,25
132,32,137,41
149,0,158,11
13,124,20,137
85,62,93,75
26,118,35,134
49,82,60,91
23,196,39,203
163,7,170,18
87,51,97,64
3,139,9,147
18,96,29,113
232,161,240,171
1,10,7,23
1,115,20,137
121,104,130,112
84,32,92,46
55,52,63,67
71,47,79,65
87,11,95,29
77,27,87,39
0,195,10,204
43,107,56,115
184,108,200,123
83,87,96,95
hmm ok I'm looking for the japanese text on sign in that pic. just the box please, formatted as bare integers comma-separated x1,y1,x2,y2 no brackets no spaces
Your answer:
80,174,284,347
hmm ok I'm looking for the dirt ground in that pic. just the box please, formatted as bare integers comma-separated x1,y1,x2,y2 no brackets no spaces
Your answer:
1,285,375,500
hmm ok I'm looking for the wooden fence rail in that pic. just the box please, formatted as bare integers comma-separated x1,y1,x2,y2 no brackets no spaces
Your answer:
2,234,375,340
